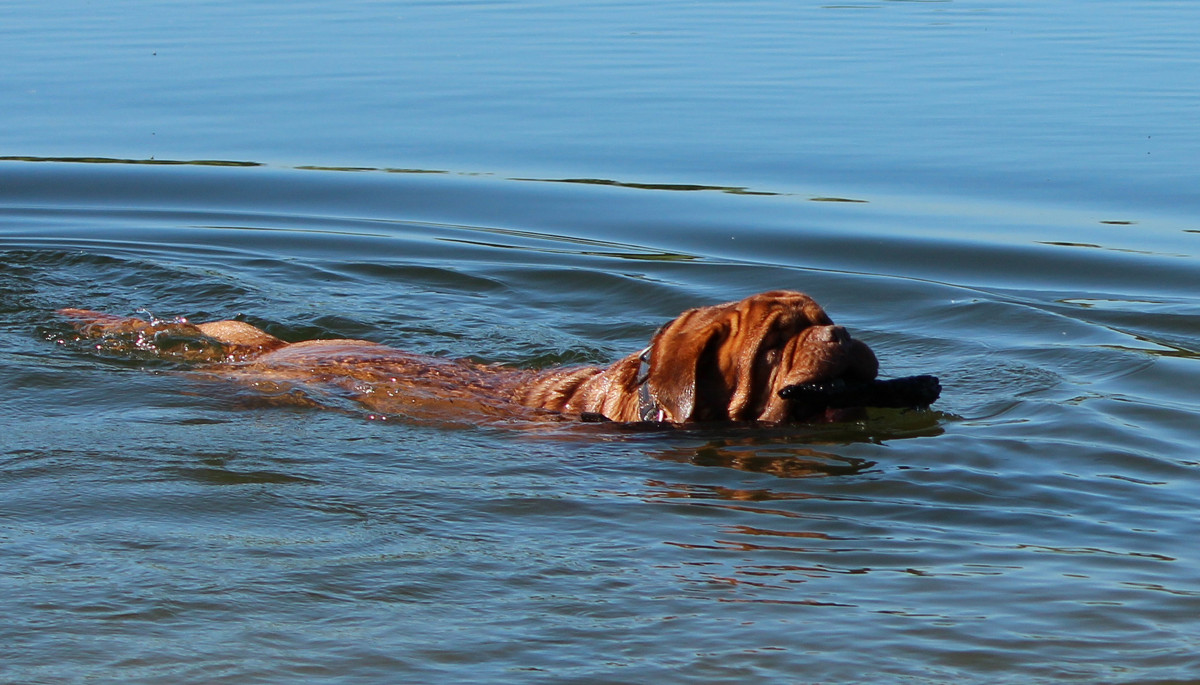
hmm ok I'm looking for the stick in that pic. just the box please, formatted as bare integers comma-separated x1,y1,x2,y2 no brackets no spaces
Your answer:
779,375,941,410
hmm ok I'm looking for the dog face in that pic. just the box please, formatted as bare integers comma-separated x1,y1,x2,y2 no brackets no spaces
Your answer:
644,290,879,422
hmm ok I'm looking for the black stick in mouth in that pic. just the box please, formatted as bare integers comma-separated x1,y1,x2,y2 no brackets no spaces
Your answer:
779,375,941,411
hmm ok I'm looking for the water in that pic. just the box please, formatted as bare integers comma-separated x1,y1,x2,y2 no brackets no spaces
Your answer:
2,1,1199,683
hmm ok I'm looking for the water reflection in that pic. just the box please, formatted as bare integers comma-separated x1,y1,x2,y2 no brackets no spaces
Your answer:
629,409,942,478
652,442,877,478
641,479,827,505
640,476,884,608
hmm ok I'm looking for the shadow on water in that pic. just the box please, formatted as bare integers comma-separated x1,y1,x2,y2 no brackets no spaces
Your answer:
576,409,945,478
0,155,869,202
0,155,263,168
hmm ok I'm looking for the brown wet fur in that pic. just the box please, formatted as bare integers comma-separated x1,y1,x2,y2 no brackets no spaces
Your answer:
59,290,880,425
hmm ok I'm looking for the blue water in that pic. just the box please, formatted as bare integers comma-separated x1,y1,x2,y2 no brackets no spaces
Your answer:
2,1,1198,683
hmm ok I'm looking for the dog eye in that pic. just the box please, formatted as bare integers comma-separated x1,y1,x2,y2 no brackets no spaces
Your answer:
764,348,780,365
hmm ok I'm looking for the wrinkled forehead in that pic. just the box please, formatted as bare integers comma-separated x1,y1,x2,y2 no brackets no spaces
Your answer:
649,290,838,360
749,291,833,327
692,291,834,333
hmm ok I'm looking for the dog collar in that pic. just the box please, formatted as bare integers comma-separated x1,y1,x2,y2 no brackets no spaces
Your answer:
635,346,667,422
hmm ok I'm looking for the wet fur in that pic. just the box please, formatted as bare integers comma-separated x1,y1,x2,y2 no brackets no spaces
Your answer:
60,290,881,424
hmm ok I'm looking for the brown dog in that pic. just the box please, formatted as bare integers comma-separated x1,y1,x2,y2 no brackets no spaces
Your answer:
60,290,935,425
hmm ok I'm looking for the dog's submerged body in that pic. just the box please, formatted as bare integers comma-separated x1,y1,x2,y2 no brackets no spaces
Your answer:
61,290,936,425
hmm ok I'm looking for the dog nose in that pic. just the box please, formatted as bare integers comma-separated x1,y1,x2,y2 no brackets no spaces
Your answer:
812,325,850,343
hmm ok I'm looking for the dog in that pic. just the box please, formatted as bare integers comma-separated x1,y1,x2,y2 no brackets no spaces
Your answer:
59,290,938,425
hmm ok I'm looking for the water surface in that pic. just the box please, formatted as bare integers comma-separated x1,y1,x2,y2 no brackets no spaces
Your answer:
2,1,1199,683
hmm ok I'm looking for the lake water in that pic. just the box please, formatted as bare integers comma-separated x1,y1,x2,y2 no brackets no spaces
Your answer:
2,0,1198,683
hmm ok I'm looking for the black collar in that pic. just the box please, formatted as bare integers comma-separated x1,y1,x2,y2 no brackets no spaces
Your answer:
635,345,666,422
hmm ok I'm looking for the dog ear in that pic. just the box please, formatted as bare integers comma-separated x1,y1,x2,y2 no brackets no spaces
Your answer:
645,306,732,422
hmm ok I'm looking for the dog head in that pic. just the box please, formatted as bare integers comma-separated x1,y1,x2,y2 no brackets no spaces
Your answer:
643,290,879,422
